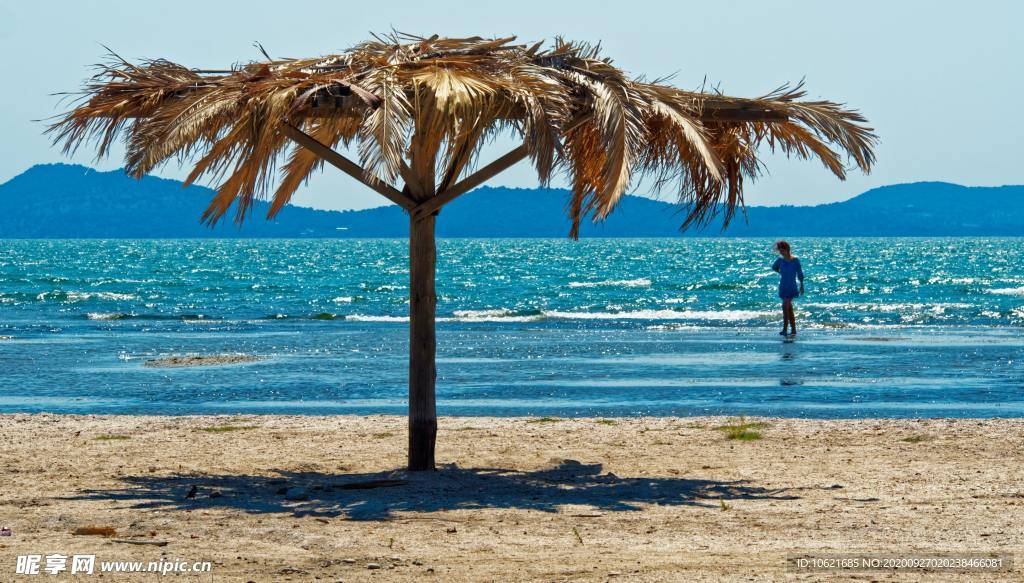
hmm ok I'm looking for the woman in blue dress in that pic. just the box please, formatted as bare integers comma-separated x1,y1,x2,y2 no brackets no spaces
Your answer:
772,240,804,337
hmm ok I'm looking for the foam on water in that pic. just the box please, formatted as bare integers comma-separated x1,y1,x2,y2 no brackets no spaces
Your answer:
989,287,1024,296
568,278,652,288
542,309,772,321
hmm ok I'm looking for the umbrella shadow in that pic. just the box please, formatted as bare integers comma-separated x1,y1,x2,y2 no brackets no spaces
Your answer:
65,459,799,521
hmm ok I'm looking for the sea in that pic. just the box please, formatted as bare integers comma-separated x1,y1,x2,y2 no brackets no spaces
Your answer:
1,238,1022,418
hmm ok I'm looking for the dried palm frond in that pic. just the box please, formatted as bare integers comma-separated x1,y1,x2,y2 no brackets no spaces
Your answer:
49,33,876,234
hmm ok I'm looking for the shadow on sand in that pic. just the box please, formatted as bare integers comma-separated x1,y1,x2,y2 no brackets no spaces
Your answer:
66,459,799,521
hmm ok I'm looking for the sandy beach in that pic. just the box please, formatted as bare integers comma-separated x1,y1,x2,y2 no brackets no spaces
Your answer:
0,414,1020,581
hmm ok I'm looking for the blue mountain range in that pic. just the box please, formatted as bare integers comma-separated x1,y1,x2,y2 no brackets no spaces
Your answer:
1,163,1021,237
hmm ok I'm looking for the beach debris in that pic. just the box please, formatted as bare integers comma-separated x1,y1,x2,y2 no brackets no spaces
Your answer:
198,424,258,433
342,558,356,564
366,563,382,570
73,526,117,537
185,485,198,499
446,526,457,534
572,526,584,545
112,539,168,547
143,354,262,368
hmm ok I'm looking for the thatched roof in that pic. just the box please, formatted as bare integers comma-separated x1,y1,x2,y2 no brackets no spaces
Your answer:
49,33,876,234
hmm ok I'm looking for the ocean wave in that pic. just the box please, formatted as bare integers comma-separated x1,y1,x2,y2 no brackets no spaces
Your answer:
568,278,651,288
85,313,213,321
804,302,974,311
542,309,772,321
345,314,410,322
86,312,132,321
343,308,771,323
989,287,1024,296
927,276,981,285
38,291,138,303
263,313,341,321
450,309,543,323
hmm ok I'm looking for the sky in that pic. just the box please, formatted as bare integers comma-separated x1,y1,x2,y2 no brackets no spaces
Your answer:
0,0,1021,211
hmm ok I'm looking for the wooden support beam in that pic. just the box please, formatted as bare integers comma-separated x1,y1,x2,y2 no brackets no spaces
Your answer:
412,144,529,221
280,123,417,211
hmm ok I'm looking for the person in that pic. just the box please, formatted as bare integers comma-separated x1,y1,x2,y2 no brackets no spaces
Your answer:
771,240,804,337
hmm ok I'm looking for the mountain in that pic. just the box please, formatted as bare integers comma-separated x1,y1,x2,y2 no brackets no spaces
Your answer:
0,163,1022,237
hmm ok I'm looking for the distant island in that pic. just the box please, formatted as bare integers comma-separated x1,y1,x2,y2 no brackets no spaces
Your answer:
1,163,1021,237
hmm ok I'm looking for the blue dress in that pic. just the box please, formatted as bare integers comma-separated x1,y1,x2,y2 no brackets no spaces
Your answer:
772,257,804,299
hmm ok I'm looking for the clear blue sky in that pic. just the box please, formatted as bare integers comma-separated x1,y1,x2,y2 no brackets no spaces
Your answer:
1,0,1021,210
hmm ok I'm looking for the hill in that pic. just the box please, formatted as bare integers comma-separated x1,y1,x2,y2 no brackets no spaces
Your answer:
0,164,1021,237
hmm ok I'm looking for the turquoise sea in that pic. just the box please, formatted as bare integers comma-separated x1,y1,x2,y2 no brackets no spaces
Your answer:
1,238,1022,417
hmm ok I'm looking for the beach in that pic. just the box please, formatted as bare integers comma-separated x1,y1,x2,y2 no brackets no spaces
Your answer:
2,414,1021,581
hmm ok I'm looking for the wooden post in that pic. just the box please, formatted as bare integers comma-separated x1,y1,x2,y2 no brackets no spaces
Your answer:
408,212,438,471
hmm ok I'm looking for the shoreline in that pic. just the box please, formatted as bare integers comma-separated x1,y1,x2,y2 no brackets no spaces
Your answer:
2,414,1022,581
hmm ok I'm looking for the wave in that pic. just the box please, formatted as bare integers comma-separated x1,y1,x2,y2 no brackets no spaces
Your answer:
568,278,651,288
38,291,138,303
989,287,1024,296
542,309,772,321
263,312,342,321
343,308,772,323
450,309,543,323
85,313,213,321
86,312,132,321
345,314,409,322
804,302,974,311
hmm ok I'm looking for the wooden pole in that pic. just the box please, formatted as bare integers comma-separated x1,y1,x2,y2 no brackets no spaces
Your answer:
407,211,438,471
412,145,529,221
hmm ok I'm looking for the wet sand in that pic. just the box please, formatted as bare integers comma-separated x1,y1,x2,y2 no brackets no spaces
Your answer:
1,414,1021,581
142,354,264,368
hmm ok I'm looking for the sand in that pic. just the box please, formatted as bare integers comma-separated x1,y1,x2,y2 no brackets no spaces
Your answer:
142,355,264,368
1,414,1021,582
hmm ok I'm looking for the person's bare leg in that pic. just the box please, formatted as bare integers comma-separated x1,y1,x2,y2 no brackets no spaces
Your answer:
782,299,792,335
788,301,797,335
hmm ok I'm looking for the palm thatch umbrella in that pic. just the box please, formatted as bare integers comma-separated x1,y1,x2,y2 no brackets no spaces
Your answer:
50,33,876,471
